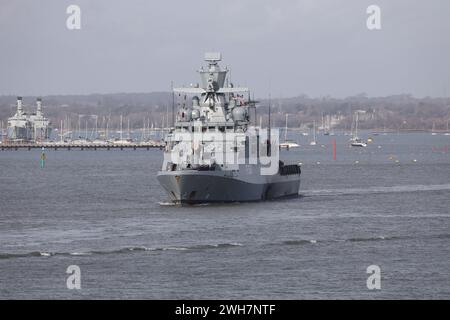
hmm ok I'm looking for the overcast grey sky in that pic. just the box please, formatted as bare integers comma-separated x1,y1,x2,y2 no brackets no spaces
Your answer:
0,0,449,98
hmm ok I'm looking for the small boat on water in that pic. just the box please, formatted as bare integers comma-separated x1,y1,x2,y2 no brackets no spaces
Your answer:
280,114,300,150
280,141,300,149
431,122,437,135
350,112,367,147
91,139,109,145
351,138,367,147
71,138,91,145
111,138,133,145
111,115,133,144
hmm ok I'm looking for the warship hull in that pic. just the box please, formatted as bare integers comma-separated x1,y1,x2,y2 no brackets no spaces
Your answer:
157,170,300,204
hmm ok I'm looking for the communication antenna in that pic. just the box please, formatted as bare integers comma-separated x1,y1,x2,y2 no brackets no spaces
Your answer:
267,87,272,156
171,81,175,127
253,93,257,126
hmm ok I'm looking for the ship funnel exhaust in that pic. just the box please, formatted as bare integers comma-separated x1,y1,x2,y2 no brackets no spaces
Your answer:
36,98,42,113
16,96,23,113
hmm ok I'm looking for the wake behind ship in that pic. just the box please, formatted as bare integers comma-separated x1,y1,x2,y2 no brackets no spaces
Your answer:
157,53,301,204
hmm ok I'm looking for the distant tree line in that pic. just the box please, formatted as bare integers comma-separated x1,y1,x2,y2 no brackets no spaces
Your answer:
1,92,449,131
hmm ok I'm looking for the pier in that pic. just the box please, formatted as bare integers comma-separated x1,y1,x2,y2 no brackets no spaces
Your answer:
0,141,165,151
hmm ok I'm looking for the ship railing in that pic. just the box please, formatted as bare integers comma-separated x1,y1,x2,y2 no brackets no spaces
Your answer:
279,161,301,176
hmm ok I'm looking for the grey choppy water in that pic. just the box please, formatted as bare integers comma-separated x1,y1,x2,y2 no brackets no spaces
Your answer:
0,132,449,299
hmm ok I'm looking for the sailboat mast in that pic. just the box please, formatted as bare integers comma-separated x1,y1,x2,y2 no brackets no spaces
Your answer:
171,81,175,128
166,96,170,131
120,115,123,140
284,114,288,142
313,120,316,142
127,118,130,140
321,113,324,132
350,113,354,137
268,92,272,156
95,116,98,140
106,116,109,141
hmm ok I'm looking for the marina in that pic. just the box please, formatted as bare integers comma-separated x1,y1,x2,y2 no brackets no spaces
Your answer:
0,97,165,150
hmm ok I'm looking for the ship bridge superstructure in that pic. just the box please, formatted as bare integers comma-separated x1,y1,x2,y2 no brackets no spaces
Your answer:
172,52,251,131
162,53,269,172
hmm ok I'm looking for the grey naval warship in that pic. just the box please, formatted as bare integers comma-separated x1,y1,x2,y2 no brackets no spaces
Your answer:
157,53,301,204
